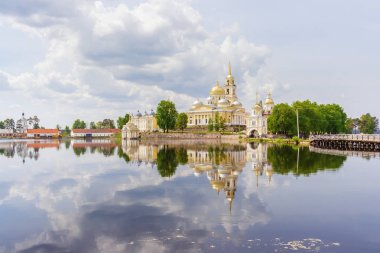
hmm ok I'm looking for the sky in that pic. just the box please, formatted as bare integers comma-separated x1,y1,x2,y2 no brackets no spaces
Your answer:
0,0,379,127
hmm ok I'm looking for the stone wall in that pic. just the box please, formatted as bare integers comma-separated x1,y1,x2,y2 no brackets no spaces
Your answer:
142,132,222,139
141,132,243,141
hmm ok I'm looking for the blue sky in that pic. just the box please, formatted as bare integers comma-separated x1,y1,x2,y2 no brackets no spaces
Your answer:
0,0,379,127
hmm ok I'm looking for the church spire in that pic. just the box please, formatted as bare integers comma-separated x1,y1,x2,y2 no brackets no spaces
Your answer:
228,61,232,76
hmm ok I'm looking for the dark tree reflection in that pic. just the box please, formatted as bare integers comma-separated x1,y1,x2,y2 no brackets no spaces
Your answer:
157,146,178,177
267,145,346,176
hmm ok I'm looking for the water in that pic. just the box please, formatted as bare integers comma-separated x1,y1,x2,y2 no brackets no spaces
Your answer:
0,139,379,253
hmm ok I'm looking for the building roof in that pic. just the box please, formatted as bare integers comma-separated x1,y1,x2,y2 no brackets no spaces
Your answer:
27,129,59,134
72,129,121,134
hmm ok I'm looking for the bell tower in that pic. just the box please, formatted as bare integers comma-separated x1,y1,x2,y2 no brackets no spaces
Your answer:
224,62,237,102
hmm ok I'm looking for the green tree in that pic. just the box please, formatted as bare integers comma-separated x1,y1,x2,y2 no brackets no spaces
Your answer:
207,118,214,132
72,119,86,129
4,118,15,130
156,100,178,133
64,126,71,135
358,113,379,134
268,103,297,136
219,116,226,131
101,119,115,129
176,113,188,132
156,146,178,177
90,122,96,129
117,113,130,129
33,123,40,129
96,121,102,129
214,112,220,131
0,121,4,129
319,104,347,133
292,100,324,137
345,118,359,134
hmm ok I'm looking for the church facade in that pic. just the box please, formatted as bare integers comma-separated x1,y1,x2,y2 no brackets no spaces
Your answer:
186,63,275,137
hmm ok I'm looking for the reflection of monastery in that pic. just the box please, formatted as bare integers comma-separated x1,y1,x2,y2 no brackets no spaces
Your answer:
187,146,246,211
71,139,118,149
0,141,60,162
246,143,273,187
123,63,275,138
120,141,273,211
121,140,158,165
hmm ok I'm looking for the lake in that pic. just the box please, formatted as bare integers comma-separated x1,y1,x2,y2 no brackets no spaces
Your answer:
0,139,379,253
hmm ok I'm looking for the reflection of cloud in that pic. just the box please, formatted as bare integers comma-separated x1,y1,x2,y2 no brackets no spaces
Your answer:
113,175,271,236
5,141,355,252
0,141,273,252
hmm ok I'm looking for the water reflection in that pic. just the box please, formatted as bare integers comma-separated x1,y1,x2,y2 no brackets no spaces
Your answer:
0,139,379,252
0,140,60,162
268,145,347,176
120,140,350,212
0,140,118,161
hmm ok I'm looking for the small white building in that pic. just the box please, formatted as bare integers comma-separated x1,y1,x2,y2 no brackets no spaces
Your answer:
0,129,14,138
71,129,120,138
246,92,274,137
122,123,140,139
130,110,159,132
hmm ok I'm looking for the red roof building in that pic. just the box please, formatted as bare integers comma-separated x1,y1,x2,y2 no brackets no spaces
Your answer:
27,129,60,138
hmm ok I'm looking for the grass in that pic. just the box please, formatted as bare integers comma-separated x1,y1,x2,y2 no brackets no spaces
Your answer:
245,137,310,145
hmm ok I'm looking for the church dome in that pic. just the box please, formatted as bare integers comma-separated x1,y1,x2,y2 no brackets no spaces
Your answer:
265,93,274,105
232,100,242,107
207,96,213,101
265,97,274,105
136,110,142,117
192,100,203,107
218,98,229,107
210,81,225,96
253,103,262,112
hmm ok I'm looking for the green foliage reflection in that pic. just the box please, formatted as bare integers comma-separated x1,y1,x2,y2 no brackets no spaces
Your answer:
157,146,179,177
267,145,346,176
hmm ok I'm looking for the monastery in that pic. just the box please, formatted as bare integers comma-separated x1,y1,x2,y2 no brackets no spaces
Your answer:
187,63,275,137
125,63,275,138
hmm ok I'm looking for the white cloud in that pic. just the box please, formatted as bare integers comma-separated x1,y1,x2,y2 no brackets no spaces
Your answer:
0,72,10,91
0,0,273,126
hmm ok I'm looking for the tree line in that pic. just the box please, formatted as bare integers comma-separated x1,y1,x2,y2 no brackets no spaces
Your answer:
268,100,379,137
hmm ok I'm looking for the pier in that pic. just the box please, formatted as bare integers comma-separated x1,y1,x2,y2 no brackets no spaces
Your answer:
310,134,380,151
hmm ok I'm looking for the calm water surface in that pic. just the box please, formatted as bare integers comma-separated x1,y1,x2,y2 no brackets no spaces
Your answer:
0,139,379,253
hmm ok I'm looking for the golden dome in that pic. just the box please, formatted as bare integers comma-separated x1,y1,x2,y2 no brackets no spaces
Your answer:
253,103,262,112
210,81,225,96
265,98,274,105
265,92,274,105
